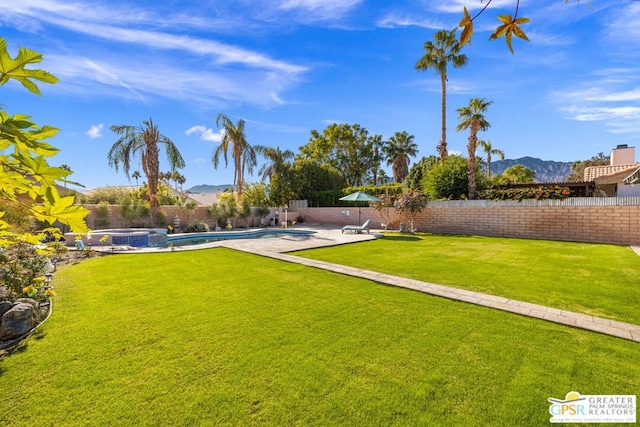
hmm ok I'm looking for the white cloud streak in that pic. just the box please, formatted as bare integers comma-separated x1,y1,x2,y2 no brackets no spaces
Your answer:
86,123,103,139
0,0,309,107
186,126,225,143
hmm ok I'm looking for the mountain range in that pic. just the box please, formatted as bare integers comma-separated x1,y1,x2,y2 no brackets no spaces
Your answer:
186,184,234,194
186,157,574,191
490,157,573,182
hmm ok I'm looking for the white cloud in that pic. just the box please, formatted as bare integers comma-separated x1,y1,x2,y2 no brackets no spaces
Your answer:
186,126,224,142
86,123,103,138
376,14,443,29
277,0,362,21
0,0,308,108
552,70,640,136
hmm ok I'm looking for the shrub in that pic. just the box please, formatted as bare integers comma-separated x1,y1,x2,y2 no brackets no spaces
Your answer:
0,241,52,301
183,219,210,233
94,201,110,228
154,208,167,226
480,186,571,201
421,155,487,200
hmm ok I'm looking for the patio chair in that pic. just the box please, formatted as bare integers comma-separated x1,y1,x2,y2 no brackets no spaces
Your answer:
341,219,372,234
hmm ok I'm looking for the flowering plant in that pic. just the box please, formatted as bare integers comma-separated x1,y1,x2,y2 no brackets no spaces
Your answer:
0,241,52,301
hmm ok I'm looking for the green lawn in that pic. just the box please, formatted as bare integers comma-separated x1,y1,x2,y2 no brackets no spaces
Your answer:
1,247,638,426
294,233,640,325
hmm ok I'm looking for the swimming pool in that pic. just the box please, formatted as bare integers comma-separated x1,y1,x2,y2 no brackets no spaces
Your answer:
156,228,316,248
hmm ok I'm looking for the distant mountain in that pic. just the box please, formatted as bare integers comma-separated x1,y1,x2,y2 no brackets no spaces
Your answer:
186,184,234,194
490,157,572,183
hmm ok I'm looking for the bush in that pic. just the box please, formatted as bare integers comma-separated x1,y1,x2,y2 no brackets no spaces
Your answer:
480,186,571,201
183,219,210,233
422,155,487,200
0,241,52,302
94,201,110,228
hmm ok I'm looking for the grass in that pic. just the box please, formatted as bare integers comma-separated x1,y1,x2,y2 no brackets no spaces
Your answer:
294,233,640,325
0,247,639,426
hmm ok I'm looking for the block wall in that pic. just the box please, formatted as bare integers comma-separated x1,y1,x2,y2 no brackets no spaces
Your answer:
296,205,640,246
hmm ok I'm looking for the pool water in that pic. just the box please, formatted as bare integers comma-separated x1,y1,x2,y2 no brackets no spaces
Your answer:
155,229,315,248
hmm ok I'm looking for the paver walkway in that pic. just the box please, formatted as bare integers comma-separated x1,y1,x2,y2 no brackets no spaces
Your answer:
222,227,640,343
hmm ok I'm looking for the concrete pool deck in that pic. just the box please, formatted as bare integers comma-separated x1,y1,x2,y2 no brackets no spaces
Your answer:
96,226,640,342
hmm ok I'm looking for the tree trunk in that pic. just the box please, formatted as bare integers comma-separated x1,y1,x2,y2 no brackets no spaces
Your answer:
467,124,479,200
438,71,448,160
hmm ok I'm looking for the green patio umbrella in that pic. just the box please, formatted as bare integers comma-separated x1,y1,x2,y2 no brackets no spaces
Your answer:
339,191,380,224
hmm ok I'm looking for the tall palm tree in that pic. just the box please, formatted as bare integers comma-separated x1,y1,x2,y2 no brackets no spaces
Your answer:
456,98,493,200
369,134,384,186
212,113,256,199
416,29,468,161
131,170,141,186
478,140,505,177
108,118,185,208
254,145,294,183
383,131,419,183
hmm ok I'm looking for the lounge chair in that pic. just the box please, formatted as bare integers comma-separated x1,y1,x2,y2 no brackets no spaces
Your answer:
341,219,372,234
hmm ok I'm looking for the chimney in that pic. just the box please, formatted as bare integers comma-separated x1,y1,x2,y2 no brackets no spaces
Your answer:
610,144,635,165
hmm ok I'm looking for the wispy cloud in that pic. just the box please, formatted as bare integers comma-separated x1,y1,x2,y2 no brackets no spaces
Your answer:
277,0,362,22
552,69,640,135
0,0,308,107
186,126,225,143
86,123,103,139
376,14,443,29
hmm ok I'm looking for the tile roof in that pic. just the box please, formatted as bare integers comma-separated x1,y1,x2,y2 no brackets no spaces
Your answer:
583,164,639,182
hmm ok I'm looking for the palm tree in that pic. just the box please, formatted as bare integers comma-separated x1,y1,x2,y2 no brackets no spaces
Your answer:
478,140,505,177
254,145,294,183
416,29,468,160
131,170,141,186
383,131,419,183
456,98,493,200
212,113,256,199
108,118,185,208
369,135,384,186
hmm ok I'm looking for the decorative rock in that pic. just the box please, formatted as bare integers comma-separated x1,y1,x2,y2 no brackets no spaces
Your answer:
14,298,42,321
0,301,13,318
0,303,37,340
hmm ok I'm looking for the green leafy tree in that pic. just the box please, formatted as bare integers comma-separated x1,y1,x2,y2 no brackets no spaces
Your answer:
493,164,536,184
416,29,468,160
393,189,428,231
242,182,270,208
108,118,185,209
456,98,493,199
0,37,89,234
291,159,345,200
216,192,239,228
255,145,294,183
119,193,149,227
422,154,487,200
268,163,296,207
404,156,439,190
478,140,505,177
383,131,419,183
213,113,256,199
298,123,375,187
567,152,609,182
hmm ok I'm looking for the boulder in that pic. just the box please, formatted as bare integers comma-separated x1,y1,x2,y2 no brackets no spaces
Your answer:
15,298,43,321
0,303,37,340
0,301,13,317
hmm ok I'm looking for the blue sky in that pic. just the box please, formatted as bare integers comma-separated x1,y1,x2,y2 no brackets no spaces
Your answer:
2,0,640,190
